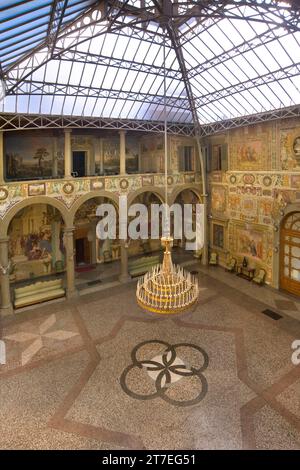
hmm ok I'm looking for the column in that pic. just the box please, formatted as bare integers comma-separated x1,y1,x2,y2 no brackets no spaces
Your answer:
89,147,95,176
63,227,78,298
0,131,4,184
119,130,127,175
52,135,58,178
88,219,97,265
64,129,72,179
99,139,104,175
138,141,142,174
0,237,13,316
119,240,130,283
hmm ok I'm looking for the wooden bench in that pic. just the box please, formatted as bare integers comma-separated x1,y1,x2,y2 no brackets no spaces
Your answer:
129,255,160,277
14,278,65,308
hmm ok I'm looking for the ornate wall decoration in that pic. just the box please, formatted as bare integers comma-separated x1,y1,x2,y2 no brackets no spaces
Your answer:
262,175,272,187
228,194,241,211
105,177,118,191
119,178,129,190
90,179,105,191
62,182,74,195
211,186,226,213
184,173,195,184
290,175,300,189
28,183,46,196
280,126,300,170
243,174,255,185
142,175,154,186
0,187,8,201
167,176,174,185
229,174,237,184
242,198,257,217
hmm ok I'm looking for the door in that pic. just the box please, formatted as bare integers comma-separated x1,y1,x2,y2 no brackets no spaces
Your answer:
75,238,85,264
72,151,86,177
280,212,300,296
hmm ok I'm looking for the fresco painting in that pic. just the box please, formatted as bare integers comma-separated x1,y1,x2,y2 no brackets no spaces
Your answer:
237,228,263,260
5,132,63,180
211,186,226,212
8,205,65,282
280,128,300,169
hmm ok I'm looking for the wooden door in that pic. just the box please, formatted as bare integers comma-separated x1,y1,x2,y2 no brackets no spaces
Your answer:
280,212,300,296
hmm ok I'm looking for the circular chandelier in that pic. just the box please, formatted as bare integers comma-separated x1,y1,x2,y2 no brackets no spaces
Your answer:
136,237,199,314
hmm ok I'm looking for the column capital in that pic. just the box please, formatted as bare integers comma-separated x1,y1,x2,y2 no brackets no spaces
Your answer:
63,226,75,234
0,236,9,244
118,130,127,135
64,128,72,134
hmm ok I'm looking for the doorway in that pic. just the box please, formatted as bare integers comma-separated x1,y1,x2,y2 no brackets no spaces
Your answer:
75,238,90,265
72,151,86,177
280,212,300,296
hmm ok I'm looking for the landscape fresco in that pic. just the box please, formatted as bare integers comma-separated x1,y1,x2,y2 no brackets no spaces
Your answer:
5,133,63,180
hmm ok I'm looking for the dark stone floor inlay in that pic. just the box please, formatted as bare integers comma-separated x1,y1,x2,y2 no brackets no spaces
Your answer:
120,340,209,407
262,309,283,320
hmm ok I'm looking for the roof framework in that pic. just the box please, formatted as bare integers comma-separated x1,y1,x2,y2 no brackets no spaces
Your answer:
0,0,300,133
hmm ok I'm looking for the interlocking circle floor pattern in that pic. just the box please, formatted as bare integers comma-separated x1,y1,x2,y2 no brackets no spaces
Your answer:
120,340,209,407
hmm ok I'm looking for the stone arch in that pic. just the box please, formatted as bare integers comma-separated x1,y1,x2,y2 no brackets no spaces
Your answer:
70,191,120,225
0,196,70,238
128,187,165,206
170,185,202,206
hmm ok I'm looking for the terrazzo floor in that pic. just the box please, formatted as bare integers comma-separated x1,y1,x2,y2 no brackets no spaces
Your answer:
1,265,300,450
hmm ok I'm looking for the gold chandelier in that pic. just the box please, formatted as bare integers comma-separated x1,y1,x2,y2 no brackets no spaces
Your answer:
136,237,199,314
136,20,199,315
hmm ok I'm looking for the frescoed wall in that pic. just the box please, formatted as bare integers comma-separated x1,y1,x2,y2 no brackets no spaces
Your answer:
8,204,65,282
206,117,300,285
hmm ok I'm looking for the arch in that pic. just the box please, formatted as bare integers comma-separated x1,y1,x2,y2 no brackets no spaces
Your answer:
70,190,120,225
273,202,300,290
170,186,202,206
0,196,70,237
127,187,165,206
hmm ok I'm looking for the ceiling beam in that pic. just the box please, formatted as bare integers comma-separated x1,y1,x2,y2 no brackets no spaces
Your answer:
6,79,190,110
0,112,195,136
195,62,300,108
55,47,182,80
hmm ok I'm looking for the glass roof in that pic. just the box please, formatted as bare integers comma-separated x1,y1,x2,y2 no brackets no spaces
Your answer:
0,0,299,126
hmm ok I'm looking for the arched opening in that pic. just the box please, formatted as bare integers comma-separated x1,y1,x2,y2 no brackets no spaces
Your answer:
280,212,300,296
128,191,164,259
172,189,202,255
8,203,65,285
73,196,120,288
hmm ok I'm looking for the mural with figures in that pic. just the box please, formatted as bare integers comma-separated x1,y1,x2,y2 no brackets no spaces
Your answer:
280,124,300,170
8,205,65,282
229,124,271,171
237,228,263,260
